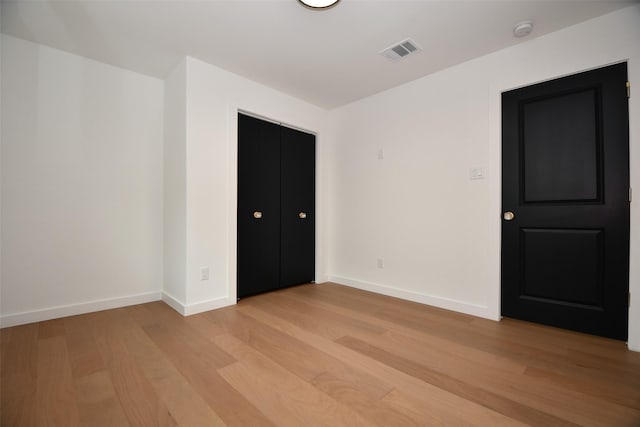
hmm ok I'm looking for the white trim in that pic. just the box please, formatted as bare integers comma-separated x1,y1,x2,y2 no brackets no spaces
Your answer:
0,291,162,328
626,55,639,353
161,291,187,315
228,105,239,306
183,296,235,316
328,276,497,321
237,109,317,136
162,292,235,316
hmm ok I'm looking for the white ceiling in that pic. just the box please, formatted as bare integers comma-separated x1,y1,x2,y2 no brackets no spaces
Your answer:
1,0,636,109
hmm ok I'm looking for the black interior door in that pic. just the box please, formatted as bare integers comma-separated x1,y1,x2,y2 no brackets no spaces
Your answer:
237,114,281,298
237,114,316,299
281,126,315,287
501,63,629,340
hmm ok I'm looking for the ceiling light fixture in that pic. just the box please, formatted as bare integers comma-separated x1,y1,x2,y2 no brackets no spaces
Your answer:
298,0,340,10
513,21,534,38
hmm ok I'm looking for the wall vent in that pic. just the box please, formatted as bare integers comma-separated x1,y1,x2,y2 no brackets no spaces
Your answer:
379,38,422,61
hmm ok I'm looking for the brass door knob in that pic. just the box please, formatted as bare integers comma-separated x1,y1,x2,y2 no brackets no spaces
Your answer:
298,212,307,219
503,211,515,221
253,211,262,219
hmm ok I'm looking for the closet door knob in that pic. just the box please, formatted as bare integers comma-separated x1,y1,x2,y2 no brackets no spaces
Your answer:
298,212,307,219
253,211,263,219
503,211,515,221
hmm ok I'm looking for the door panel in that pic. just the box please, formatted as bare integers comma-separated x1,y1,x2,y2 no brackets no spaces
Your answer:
237,114,281,298
520,228,603,307
522,89,601,203
280,126,315,287
502,63,629,340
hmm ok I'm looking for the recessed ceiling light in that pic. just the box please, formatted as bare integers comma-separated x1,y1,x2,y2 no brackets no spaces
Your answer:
298,0,340,10
513,21,534,38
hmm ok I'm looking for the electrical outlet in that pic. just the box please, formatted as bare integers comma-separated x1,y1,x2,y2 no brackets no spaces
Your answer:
377,257,384,269
200,266,209,281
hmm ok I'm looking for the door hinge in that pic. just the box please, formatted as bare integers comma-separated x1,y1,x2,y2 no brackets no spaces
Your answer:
629,292,631,308
630,187,633,203
627,81,631,98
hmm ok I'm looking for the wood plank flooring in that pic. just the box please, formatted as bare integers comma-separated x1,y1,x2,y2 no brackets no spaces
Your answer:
2,283,640,426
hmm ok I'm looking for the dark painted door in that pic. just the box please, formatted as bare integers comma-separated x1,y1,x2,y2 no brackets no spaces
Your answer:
237,114,281,297
501,63,629,340
281,126,315,287
237,114,316,298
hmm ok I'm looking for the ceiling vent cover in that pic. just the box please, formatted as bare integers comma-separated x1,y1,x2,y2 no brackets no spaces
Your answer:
379,38,422,61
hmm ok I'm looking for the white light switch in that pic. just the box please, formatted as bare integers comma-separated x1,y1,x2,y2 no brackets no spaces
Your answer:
470,167,485,180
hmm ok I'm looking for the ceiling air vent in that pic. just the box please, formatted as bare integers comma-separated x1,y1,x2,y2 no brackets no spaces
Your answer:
379,38,422,61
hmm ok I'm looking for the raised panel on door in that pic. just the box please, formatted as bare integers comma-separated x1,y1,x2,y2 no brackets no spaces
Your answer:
522,89,602,203
280,126,315,287
519,228,603,307
502,63,629,340
237,114,281,298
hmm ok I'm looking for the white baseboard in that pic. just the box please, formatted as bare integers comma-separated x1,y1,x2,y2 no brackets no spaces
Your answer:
184,296,236,316
162,292,235,316
0,291,162,328
327,275,497,321
161,292,187,315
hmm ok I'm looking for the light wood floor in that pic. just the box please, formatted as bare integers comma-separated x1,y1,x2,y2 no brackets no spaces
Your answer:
2,283,640,426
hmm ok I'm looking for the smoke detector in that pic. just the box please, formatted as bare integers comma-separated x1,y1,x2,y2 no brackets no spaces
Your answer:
379,38,422,61
513,21,534,38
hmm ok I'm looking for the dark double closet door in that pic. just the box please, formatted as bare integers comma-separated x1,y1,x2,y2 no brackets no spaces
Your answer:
237,113,315,299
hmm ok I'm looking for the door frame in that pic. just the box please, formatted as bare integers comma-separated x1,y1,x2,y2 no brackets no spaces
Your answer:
490,60,637,348
228,108,320,303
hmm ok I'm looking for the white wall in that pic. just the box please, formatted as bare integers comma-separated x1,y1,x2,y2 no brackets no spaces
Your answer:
0,35,164,326
163,58,187,305
327,5,640,349
163,57,329,315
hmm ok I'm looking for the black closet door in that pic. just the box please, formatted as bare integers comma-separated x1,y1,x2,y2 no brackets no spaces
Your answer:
280,126,315,287
237,114,281,298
